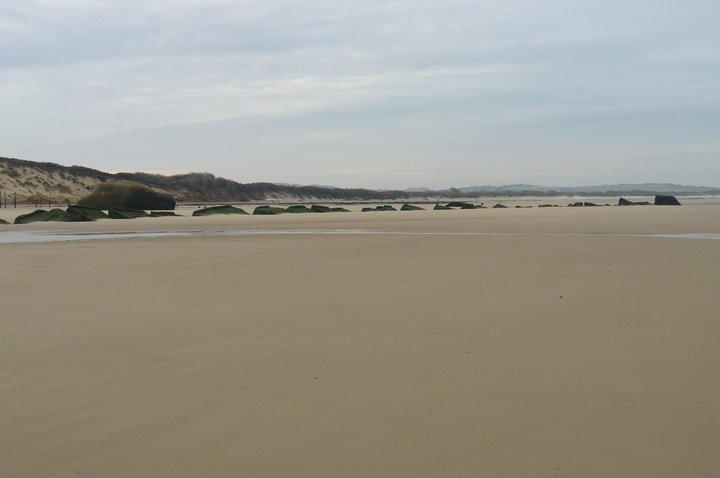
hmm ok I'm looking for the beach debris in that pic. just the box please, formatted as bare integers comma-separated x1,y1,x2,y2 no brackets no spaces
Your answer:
67,205,109,219
14,208,93,224
655,195,681,206
310,205,332,213
401,204,425,211
253,205,287,215
286,205,312,213
446,201,475,209
251,204,349,214
108,208,150,219
362,205,397,212
618,198,651,206
192,205,248,216
433,202,484,210
150,211,182,217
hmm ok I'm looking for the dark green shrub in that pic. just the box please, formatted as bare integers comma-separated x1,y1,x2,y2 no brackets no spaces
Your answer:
78,181,175,210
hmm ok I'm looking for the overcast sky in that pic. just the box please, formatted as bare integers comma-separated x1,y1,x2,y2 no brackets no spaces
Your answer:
1,0,719,188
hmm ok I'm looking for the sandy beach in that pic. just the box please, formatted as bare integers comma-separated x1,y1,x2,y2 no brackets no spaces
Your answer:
1,204,719,477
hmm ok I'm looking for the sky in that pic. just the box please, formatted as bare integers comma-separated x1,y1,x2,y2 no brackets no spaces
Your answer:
1,0,719,189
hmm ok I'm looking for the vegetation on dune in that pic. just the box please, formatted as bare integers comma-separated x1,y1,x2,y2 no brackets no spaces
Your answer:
112,171,417,202
0,156,111,181
78,181,176,210
0,156,710,205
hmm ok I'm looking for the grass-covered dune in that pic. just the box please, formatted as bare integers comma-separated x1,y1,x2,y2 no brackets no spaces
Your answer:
78,181,176,210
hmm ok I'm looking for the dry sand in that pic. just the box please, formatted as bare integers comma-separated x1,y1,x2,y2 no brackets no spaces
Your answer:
1,205,719,477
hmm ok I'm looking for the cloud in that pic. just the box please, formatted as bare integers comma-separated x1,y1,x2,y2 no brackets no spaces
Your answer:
1,0,719,187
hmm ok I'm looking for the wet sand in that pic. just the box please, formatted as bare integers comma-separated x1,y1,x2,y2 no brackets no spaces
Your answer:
1,206,719,477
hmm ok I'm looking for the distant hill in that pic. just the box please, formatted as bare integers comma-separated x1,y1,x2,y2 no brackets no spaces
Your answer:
1,155,718,205
456,183,720,195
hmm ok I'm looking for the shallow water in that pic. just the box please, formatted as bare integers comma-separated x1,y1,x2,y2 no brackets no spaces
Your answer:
2,229,720,244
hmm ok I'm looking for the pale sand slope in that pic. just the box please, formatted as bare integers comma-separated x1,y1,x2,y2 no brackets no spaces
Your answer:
1,208,719,477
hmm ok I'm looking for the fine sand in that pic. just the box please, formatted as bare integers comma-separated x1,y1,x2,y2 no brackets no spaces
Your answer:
1,205,719,477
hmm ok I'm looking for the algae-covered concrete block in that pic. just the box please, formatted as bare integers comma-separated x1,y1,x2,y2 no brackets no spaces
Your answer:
310,205,331,213
655,195,681,206
67,205,109,220
14,208,91,224
286,205,313,213
253,206,287,215
192,205,248,216
150,211,182,217
108,208,150,219
446,201,474,209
